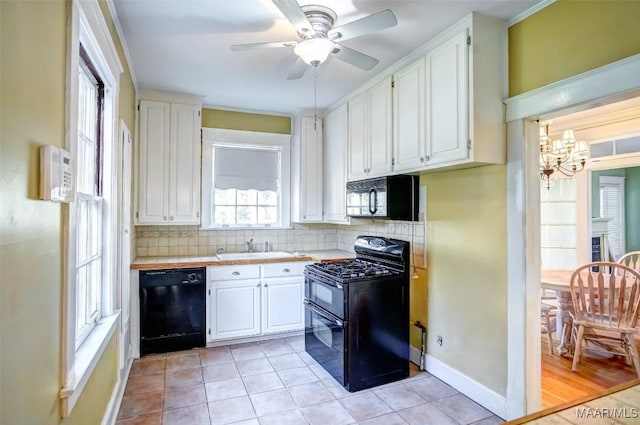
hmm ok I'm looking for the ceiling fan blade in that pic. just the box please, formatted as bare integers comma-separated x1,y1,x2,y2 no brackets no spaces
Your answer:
287,57,308,80
230,41,297,51
328,9,397,42
272,0,315,36
333,45,379,71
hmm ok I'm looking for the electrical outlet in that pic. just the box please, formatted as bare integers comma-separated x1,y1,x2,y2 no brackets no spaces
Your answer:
437,335,443,346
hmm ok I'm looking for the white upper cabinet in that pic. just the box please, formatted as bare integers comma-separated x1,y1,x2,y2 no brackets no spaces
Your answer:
323,103,349,223
393,57,426,171
425,28,469,166
423,13,506,170
136,91,202,225
347,92,368,181
368,77,394,176
347,76,393,181
169,103,202,223
346,13,506,176
292,115,323,222
137,100,170,223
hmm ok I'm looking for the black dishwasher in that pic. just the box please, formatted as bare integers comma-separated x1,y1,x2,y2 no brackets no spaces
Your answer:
139,267,206,355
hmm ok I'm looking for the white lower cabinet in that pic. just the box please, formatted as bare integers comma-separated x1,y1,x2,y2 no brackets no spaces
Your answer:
209,280,261,340
262,277,304,334
207,261,309,342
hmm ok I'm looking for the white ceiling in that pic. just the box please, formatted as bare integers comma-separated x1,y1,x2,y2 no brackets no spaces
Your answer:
111,0,542,115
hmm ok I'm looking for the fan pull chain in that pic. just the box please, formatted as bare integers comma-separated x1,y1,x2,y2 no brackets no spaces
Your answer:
313,63,318,130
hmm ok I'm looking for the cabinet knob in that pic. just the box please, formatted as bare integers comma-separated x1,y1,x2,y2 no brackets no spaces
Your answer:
264,283,268,287
163,216,167,221
420,157,424,163
425,155,430,162
256,283,261,287
169,216,174,221
283,268,290,273
232,271,240,276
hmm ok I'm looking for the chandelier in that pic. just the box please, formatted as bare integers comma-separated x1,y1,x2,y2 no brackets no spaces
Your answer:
539,121,590,189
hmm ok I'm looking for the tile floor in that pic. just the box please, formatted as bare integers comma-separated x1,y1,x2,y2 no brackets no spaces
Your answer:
116,336,504,425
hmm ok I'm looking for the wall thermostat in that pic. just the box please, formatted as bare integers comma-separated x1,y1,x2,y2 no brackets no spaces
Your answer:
39,145,75,203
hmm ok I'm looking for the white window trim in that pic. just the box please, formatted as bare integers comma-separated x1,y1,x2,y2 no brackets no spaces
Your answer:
61,0,123,418
201,127,292,229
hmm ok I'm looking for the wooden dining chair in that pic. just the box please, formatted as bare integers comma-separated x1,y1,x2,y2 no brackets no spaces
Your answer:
618,251,640,272
569,262,640,377
541,297,557,355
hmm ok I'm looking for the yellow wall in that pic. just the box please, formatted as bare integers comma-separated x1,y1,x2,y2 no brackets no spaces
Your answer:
0,1,135,424
509,0,640,96
62,337,118,425
422,165,508,395
202,108,291,134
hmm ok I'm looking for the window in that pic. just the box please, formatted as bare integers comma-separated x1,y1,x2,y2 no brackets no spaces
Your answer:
202,128,291,229
600,176,626,259
213,147,279,226
75,47,105,346
61,0,123,416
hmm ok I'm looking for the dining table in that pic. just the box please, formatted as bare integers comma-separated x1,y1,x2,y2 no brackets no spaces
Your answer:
540,269,576,356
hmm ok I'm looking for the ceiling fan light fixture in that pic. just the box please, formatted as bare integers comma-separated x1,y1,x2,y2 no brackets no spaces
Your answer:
294,38,334,66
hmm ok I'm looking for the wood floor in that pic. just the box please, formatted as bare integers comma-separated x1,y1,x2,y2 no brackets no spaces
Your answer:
541,336,639,409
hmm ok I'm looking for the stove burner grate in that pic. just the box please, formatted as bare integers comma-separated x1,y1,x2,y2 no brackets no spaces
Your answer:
307,259,400,280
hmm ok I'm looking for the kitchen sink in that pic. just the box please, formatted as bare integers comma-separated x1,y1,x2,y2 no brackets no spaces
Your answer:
215,251,294,261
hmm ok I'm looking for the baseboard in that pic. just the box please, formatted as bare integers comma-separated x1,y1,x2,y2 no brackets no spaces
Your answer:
424,354,507,419
101,356,133,425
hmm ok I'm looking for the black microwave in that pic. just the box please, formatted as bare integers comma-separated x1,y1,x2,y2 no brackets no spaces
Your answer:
346,175,419,221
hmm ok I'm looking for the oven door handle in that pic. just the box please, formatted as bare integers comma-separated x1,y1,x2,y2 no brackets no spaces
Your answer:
304,300,344,327
304,273,342,289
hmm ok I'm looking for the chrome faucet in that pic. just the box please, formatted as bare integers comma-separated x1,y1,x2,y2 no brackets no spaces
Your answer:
245,239,254,253
264,241,270,252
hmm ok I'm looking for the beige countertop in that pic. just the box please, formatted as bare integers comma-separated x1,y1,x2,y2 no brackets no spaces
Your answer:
130,249,355,270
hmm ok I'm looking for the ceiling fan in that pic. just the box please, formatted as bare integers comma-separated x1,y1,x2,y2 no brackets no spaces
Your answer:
230,0,398,80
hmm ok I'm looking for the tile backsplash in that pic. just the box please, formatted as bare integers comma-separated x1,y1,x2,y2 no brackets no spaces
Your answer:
135,220,426,268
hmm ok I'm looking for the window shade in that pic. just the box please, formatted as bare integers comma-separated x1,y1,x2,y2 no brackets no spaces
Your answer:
600,181,624,259
214,146,279,191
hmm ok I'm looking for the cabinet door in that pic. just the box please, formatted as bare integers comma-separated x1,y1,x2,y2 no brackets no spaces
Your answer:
393,57,426,172
368,76,394,177
137,100,170,223
425,29,469,166
347,92,368,181
261,277,304,334
169,103,201,224
298,116,323,222
323,104,349,223
210,280,261,340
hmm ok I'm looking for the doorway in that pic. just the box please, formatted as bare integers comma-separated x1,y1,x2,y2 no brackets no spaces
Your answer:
536,104,640,409
504,54,640,419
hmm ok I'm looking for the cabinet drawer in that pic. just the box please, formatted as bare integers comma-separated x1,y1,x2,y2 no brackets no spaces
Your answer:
262,262,309,278
208,265,260,281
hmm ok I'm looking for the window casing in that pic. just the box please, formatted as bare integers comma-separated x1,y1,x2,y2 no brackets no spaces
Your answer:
61,0,123,416
75,48,105,346
201,128,291,229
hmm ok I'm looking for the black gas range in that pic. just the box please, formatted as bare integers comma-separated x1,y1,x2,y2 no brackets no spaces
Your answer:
303,236,410,392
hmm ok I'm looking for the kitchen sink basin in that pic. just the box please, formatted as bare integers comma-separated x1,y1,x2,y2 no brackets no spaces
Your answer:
215,251,294,261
